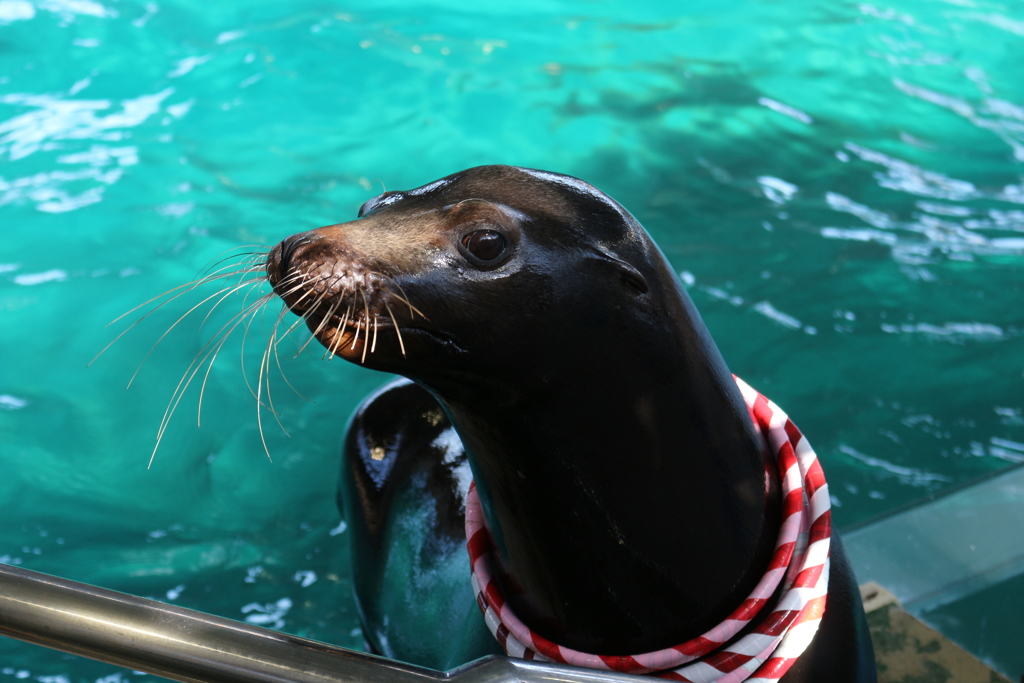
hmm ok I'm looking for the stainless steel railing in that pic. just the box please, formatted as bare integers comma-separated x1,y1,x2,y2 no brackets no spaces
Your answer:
0,563,640,683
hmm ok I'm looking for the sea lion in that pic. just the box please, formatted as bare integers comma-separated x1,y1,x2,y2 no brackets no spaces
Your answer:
265,166,876,681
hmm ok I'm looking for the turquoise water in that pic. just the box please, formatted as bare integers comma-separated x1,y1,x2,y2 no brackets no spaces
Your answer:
1,0,1022,679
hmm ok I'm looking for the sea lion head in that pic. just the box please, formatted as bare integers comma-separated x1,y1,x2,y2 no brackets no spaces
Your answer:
266,165,684,391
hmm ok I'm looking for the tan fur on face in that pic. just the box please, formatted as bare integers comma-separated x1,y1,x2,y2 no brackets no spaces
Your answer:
312,210,449,276
267,197,523,361
311,199,522,277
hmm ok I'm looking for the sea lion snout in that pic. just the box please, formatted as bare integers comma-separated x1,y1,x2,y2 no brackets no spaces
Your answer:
266,223,419,363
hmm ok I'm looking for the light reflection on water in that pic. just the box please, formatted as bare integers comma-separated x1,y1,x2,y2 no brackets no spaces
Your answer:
0,88,179,213
1,0,1023,678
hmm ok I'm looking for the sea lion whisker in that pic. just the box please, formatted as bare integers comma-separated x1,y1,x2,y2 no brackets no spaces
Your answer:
271,304,311,402
195,259,264,285
272,288,321,353
232,278,278,389
195,243,268,270
284,270,319,307
371,316,379,354
262,305,294,413
256,309,290,455
195,254,265,285
323,301,352,362
194,293,279,428
284,270,341,336
193,298,271,428
195,322,241,428
360,289,371,364
151,294,272,466
327,310,348,361
272,266,307,290
126,278,266,389
238,271,274,312
270,278,316,316
282,278,318,307
326,304,352,361
237,291,278,406
202,243,270,268
300,297,342,359
386,291,428,321
276,288,329,355
190,266,265,299
277,294,315,334
276,318,309,354
349,310,361,351
384,301,406,357
89,269,260,367
376,274,426,319
196,277,269,331
105,264,256,328
153,357,211,467
273,268,310,293
228,284,281,409
251,272,307,331
211,290,278,411
255,348,274,463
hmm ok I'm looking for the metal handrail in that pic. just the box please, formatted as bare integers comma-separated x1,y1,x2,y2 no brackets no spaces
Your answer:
0,563,641,683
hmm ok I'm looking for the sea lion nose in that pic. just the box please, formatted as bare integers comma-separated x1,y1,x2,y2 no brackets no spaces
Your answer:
278,234,306,273
266,233,306,288
268,233,316,285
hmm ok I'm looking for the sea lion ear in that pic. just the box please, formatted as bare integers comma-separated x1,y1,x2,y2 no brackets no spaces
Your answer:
592,248,649,294
358,197,378,217
619,263,649,294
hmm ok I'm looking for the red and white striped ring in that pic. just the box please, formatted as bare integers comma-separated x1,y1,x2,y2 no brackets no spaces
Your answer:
466,376,831,683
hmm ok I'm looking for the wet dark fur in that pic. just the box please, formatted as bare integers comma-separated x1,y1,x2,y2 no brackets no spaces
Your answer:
265,166,877,680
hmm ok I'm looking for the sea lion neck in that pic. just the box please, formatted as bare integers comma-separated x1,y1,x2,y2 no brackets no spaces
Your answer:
419,271,782,656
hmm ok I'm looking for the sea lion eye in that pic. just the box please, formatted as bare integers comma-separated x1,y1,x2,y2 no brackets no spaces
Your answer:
460,230,508,265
